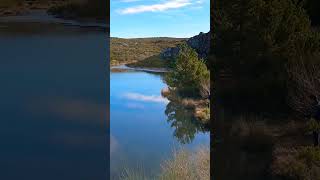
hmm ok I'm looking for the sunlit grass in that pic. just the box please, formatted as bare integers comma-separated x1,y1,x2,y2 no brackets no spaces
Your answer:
119,146,210,180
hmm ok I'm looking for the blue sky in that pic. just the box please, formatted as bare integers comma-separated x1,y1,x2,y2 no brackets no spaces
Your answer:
110,0,210,38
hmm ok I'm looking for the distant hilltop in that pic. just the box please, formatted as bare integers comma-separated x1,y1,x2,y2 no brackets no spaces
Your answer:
161,31,210,60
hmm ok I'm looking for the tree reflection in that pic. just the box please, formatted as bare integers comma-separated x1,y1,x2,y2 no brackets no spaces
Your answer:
165,100,209,144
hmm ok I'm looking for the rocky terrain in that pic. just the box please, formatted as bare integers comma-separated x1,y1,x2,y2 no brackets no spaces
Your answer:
111,32,210,68
161,31,210,60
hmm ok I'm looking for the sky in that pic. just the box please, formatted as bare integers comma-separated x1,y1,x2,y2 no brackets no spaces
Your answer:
110,0,210,38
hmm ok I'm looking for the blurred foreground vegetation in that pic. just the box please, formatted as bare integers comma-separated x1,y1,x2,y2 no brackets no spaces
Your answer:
212,0,320,179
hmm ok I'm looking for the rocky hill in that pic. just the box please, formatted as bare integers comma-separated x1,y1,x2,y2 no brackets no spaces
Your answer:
111,37,186,66
161,31,210,59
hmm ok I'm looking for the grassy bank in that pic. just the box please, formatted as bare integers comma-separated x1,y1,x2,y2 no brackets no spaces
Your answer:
110,37,185,67
162,87,210,124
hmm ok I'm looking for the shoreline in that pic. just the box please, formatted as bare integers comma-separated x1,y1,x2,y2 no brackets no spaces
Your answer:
161,88,210,124
0,9,108,29
111,63,210,124
111,64,169,73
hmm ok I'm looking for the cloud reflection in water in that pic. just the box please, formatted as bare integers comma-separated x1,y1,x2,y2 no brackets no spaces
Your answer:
122,92,169,104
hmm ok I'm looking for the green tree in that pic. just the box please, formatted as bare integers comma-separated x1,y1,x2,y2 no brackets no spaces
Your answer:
165,44,210,98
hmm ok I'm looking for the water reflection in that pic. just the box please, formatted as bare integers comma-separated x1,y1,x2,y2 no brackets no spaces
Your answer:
0,21,108,180
165,100,209,144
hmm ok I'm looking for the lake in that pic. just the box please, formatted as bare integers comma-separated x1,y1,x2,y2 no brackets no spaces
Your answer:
0,18,108,179
110,68,210,179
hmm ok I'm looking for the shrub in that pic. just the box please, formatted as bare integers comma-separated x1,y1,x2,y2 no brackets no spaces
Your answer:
164,43,210,98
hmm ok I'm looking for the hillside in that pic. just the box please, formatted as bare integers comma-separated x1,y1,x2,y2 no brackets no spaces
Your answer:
160,32,210,60
0,0,108,21
110,37,186,67
0,0,62,16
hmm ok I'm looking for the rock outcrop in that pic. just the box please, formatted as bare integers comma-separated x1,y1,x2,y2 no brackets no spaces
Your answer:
160,31,210,59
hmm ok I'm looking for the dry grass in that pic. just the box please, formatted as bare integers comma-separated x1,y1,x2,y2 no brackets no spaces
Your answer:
159,146,210,180
119,146,210,180
193,146,211,180
119,166,151,180
111,37,185,66
164,88,210,123
271,146,320,180
159,149,195,180
195,107,210,124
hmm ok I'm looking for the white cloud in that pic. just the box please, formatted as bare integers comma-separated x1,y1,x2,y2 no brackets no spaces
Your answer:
118,0,193,14
195,0,204,4
119,0,142,2
122,92,169,104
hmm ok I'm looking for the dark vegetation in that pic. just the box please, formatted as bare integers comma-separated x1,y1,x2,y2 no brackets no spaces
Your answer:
212,0,320,179
0,0,108,21
110,37,185,66
212,0,319,112
305,0,320,26
48,0,108,21
209,0,320,180
0,0,64,15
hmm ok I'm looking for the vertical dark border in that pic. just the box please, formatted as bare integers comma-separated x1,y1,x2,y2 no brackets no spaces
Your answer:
107,0,111,178
210,0,215,179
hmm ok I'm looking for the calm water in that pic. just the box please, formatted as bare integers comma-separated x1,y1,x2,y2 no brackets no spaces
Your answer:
0,21,108,179
110,70,210,178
